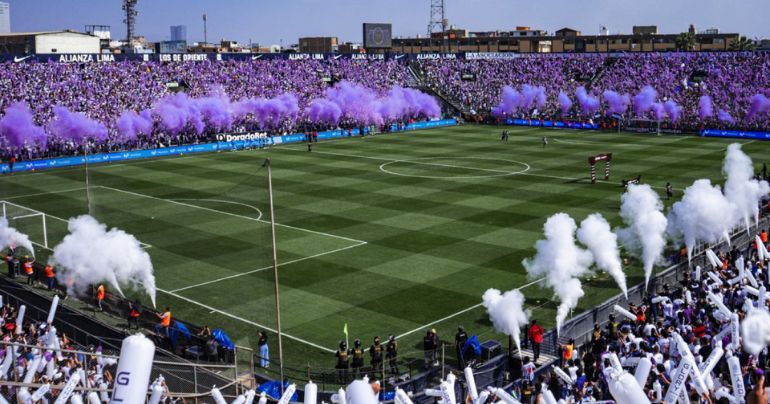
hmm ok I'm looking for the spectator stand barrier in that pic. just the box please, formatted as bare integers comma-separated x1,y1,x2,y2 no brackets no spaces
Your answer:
1,119,458,174
0,274,246,402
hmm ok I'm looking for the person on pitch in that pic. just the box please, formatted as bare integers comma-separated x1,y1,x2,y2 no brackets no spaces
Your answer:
386,335,399,375
369,336,384,374
351,339,365,378
335,340,350,384
542,136,548,148
95,283,105,311
666,182,673,200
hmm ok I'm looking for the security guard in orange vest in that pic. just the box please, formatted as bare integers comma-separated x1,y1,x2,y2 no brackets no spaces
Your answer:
22,256,35,285
96,284,105,311
44,264,55,290
155,307,172,338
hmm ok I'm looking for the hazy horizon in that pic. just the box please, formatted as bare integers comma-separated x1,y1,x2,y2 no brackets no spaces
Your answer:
7,0,768,47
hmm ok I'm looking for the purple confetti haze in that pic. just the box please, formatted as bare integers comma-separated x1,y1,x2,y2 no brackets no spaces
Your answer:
718,109,736,124
747,93,770,121
602,90,631,115
49,106,108,144
633,86,658,117
116,109,153,141
558,91,572,115
663,99,682,123
575,86,600,114
698,95,714,121
0,102,47,151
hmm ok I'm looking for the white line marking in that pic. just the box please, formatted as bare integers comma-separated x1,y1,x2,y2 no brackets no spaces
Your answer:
97,186,366,244
170,198,264,221
2,187,89,201
157,287,335,353
396,277,546,340
170,241,367,292
378,157,530,179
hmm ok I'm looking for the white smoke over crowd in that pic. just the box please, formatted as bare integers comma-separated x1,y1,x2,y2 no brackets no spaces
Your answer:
577,213,627,298
617,184,668,287
481,289,530,355
522,213,594,334
513,143,768,332
0,218,35,256
723,144,770,233
667,179,736,262
51,215,156,307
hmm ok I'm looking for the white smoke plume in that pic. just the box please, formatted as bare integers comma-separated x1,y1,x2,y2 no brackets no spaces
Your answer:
522,213,593,334
51,215,156,307
482,288,530,355
577,213,627,298
667,179,736,262
0,218,35,256
617,184,668,288
723,143,769,233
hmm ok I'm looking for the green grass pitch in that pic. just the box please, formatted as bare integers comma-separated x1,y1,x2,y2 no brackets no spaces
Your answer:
0,125,764,374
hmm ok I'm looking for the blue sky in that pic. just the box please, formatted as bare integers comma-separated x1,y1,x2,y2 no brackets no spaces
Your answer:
7,0,768,46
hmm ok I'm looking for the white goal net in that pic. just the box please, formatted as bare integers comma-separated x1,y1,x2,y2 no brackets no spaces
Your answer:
1,201,52,250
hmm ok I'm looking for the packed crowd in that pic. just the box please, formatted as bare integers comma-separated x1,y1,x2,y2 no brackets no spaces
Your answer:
0,299,121,403
503,229,770,403
419,52,770,131
0,59,410,160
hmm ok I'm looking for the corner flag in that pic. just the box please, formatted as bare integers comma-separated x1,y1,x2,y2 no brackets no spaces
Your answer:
343,323,349,348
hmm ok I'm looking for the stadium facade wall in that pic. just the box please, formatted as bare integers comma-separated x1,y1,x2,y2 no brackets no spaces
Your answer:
2,50,767,64
1,119,457,173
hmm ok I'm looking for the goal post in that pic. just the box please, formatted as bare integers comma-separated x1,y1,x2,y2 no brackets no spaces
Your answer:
1,201,50,250
588,153,613,184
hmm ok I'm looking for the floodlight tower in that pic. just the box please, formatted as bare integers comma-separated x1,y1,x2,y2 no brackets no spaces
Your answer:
122,0,138,44
428,0,446,37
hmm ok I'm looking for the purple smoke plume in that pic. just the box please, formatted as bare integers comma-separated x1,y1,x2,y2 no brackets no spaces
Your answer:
152,93,205,135
520,84,547,110
719,109,736,125
0,102,47,151
233,94,299,129
747,93,770,120
699,95,714,121
323,81,383,125
308,99,343,125
558,91,572,115
493,86,522,116
116,109,153,141
194,92,234,132
378,86,441,120
49,106,108,144
602,90,631,115
664,99,682,123
651,103,666,121
633,86,658,116
575,86,600,114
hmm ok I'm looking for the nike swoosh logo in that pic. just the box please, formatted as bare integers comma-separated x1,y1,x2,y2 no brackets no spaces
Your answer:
252,55,263,60
334,55,343,60
13,56,32,63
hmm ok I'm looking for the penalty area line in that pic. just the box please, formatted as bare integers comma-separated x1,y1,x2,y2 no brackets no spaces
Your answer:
395,277,546,340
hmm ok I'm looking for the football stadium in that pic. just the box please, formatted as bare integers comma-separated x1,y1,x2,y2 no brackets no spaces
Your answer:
0,1,769,403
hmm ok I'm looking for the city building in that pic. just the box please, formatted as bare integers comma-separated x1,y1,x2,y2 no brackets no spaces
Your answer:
298,37,338,53
388,26,739,54
170,25,187,42
0,31,100,54
0,2,9,34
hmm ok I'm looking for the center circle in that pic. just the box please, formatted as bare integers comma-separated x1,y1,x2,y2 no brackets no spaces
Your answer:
379,157,531,179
